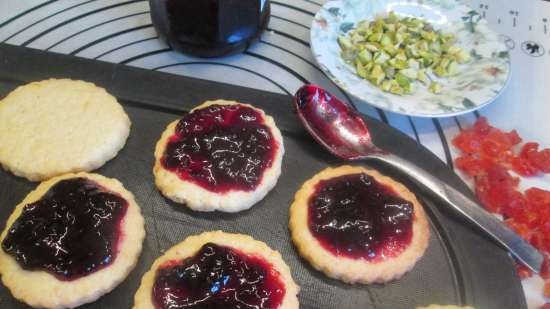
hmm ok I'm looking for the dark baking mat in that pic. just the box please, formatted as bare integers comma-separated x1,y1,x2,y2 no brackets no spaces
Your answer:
0,43,525,309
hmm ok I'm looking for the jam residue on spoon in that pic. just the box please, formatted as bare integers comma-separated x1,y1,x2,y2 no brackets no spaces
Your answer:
161,104,278,192
294,84,378,160
308,173,414,261
152,243,286,309
1,177,128,281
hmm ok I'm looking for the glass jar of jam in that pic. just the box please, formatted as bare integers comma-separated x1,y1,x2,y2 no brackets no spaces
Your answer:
149,0,270,57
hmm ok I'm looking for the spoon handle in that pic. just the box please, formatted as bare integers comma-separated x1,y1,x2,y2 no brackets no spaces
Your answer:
370,153,543,273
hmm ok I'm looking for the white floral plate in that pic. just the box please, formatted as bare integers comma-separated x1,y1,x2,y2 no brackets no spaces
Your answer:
311,0,511,118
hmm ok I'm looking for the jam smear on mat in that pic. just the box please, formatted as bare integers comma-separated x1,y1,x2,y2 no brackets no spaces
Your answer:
162,104,277,193
152,243,285,309
308,173,414,261
1,178,128,281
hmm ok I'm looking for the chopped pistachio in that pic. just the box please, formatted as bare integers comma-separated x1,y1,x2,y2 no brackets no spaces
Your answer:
368,32,383,42
389,82,405,95
363,42,380,52
381,80,393,91
338,36,353,51
394,52,407,61
400,68,418,79
384,66,396,78
433,65,448,77
356,62,368,78
383,44,398,56
429,82,442,94
370,64,385,85
384,23,396,32
337,10,470,96
395,73,411,88
373,51,391,64
421,30,437,41
439,56,451,69
389,58,409,69
358,49,373,64
380,34,393,46
407,58,420,70
417,69,428,84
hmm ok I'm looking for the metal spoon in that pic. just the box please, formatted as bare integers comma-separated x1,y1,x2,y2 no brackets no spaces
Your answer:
293,84,543,273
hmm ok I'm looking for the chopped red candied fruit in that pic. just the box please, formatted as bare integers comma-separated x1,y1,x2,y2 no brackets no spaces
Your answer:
474,163,519,214
541,255,550,280
526,187,550,207
505,219,531,240
512,143,550,175
515,263,533,279
453,116,550,301
513,143,542,176
545,280,550,298
455,156,488,177
534,149,550,173
531,224,550,253
472,116,491,135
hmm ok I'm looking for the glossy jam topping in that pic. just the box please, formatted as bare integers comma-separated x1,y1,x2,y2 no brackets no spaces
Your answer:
162,104,278,192
308,173,414,261
1,178,128,281
152,243,285,309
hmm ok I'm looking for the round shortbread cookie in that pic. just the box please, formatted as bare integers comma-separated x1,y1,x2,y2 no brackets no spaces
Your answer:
289,165,430,284
416,305,475,309
0,79,131,181
0,173,145,309
133,231,299,309
153,100,284,212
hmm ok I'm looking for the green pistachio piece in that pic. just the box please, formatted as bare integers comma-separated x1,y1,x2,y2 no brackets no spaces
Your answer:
373,51,391,64
381,80,393,91
364,42,380,52
394,52,407,61
417,69,428,84
368,32,383,42
358,49,373,64
338,36,353,50
433,65,448,77
407,58,420,70
395,72,411,88
429,82,442,94
356,62,368,78
380,34,393,46
383,44,398,56
389,83,405,95
390,58,409,69
430,41,442,53
400,68,418,79
421,30,437,41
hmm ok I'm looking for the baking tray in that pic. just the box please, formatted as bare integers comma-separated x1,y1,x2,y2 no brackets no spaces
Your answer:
0,43,525,309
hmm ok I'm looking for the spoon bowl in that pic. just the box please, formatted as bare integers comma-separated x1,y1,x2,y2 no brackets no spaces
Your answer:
294,85,379,160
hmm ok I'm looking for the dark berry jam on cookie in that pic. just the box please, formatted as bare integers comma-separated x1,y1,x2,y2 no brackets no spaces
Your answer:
308,173,414,261
2,178,128,280
153,243,285,309
162,104,278,193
